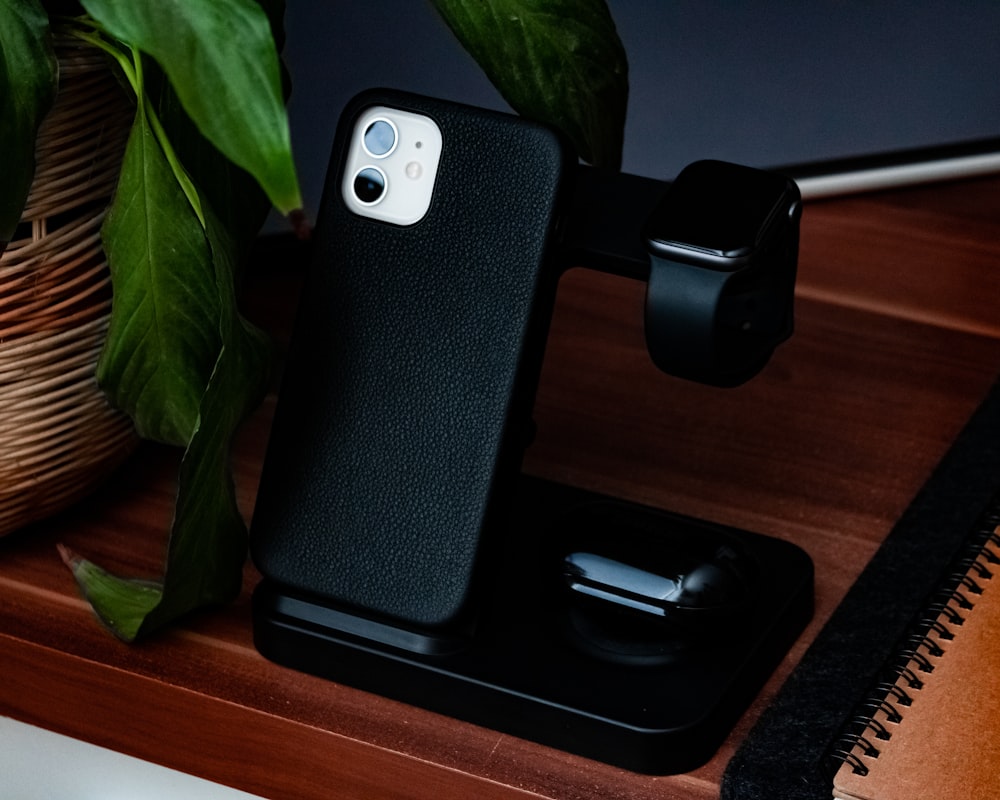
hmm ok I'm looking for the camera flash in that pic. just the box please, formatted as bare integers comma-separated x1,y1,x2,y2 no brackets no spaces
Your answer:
405,161,423,180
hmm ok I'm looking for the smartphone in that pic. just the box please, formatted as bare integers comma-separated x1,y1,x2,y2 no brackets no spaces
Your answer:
250,89,573,646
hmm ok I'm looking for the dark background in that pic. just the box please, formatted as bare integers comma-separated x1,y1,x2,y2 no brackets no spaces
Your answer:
274,1,1000,226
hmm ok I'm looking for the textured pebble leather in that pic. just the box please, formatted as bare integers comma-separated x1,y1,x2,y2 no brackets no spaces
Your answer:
250,89,571,630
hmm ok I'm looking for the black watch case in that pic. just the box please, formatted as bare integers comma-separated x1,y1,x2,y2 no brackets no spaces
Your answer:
643,160,801,270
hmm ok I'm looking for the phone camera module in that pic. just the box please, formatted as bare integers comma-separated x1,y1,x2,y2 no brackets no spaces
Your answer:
363,119,397,157
354,167,386,204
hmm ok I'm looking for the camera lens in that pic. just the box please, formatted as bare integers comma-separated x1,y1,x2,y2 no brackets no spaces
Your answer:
354,167,386,204
363,119,396,157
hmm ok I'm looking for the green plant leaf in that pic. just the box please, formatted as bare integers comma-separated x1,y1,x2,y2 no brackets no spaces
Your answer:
66,112,271,641
66,206,271,642
79,0,301,214
140,0,292,261
65,281,269,642
96,97,222,446
58,547,162,642
136,209,271,638
431,0,628,168
151,70,272,265
0,0,57,251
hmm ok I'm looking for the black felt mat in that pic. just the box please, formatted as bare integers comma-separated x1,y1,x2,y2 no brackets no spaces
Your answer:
721,375,1000,800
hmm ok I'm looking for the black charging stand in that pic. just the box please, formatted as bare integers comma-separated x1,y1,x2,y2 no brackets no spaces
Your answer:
254,478,812,774
251,165,814,775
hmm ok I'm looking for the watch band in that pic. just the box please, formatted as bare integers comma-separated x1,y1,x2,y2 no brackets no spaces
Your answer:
645,256,729,383
642,161,801,387
644,231,798,387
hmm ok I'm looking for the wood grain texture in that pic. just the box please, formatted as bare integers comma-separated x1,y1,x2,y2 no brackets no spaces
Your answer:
1,177,999,799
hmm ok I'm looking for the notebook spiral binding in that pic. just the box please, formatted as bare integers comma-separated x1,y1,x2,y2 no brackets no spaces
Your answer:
827,496,1000,778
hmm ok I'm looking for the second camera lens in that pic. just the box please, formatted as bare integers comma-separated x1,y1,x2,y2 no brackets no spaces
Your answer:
354,167,386,204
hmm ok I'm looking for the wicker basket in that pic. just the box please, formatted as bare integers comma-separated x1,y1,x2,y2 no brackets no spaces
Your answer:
0,41,138,536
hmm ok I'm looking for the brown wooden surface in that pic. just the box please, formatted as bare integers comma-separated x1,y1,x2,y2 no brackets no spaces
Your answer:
2,176,999,799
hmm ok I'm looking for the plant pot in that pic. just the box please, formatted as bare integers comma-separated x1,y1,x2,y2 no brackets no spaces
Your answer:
0,39,137,536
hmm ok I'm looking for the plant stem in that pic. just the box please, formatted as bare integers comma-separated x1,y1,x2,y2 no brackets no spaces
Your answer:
130,48,206,228
63,23,138,88
62,21,206,229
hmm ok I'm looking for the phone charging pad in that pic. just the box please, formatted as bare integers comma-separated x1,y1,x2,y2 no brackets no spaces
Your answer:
252,476,813,775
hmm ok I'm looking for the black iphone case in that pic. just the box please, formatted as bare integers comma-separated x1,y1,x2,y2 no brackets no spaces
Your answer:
250,89,573,635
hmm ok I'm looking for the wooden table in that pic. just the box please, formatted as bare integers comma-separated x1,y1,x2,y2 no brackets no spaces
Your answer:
2,176,999,799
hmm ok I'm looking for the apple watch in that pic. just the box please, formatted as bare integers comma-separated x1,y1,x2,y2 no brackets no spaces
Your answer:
643,160,802,386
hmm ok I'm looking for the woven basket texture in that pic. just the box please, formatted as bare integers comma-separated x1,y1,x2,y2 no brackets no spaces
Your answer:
0,40,138,536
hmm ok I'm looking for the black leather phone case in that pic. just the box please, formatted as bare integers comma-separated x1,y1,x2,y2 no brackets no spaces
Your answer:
250,89,572,633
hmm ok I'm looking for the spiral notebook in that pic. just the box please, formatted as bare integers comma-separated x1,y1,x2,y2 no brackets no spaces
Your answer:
720,375,1000,800
830,507,1000,800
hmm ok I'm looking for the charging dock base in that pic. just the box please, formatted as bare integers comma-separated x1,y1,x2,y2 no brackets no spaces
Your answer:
252,477,813,775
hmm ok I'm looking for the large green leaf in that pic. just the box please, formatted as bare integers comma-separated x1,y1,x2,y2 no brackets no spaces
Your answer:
66,224,270,641
137,208,271,638
97,97,222,447
66,121,271,642
79,0,301,214
139,1,292,263
432,0,628,168
0,0,57,251
65,235,270,640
